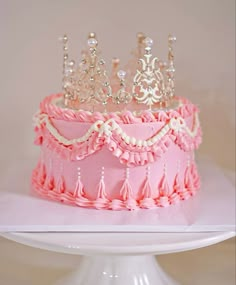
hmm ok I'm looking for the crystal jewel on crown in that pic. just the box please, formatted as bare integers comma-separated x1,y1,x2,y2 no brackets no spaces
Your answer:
60,32,177,112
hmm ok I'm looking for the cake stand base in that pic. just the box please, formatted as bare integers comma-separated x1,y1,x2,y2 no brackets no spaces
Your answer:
55,255,178,285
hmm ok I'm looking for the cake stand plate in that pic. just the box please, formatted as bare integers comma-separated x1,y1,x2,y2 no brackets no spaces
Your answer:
1,231,235,285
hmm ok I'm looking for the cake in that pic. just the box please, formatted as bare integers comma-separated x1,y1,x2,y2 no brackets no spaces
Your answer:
32,33,202,210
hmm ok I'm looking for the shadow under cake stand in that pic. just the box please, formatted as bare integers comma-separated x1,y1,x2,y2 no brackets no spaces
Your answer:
1,231,235,285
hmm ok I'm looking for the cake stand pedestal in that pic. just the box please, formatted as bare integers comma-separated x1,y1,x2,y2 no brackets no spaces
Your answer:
57,255,176,285
1,231,235,285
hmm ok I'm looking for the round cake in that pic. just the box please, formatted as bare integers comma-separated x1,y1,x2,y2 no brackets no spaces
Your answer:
31,33,202,210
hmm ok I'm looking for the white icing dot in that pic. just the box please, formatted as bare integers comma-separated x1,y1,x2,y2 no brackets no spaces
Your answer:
163,163,167,174
130,137,136,145
150,137,156,143
143,141,148,147
124,136,130,144
126,168,130,179
136,140,142,147
116,128,122,135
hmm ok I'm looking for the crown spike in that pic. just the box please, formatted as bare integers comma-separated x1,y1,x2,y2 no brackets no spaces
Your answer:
136,32,146,58
137,32,146,44
132,36,167,110
110,57,120,89
60,34,70,106
166,34,177,101
167,34,176,68
112,57,120,69
112,70,131,105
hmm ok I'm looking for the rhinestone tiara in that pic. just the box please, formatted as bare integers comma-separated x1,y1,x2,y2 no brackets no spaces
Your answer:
60,32,177,112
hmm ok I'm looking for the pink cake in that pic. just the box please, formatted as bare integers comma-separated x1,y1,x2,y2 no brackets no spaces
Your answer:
32,33,202,210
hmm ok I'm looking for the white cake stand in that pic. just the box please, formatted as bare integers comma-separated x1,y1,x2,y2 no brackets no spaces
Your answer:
1,231,235,285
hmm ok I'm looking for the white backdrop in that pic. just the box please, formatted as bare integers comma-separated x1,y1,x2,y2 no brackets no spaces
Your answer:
0,0,235,174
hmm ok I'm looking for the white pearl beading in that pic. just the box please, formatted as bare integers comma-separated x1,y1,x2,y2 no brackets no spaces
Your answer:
101,166,105,180
77,167,81,179
146,166,150,178
125,168,130,179
36,113,200,148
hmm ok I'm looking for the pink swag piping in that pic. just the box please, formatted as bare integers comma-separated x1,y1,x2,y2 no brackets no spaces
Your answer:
34,118,202,167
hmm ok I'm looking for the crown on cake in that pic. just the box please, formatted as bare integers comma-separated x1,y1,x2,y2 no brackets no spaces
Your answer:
60,32,177,111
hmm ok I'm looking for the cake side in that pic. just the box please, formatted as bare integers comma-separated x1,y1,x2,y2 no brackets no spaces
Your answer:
31,94,202,210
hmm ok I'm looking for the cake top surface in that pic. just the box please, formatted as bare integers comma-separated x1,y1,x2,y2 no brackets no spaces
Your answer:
59,32,177,114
